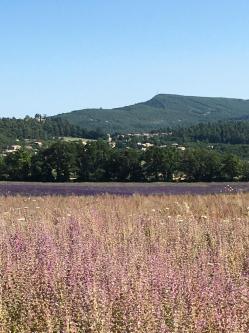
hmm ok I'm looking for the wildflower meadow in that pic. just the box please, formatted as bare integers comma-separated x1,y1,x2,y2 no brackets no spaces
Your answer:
0,194,249,332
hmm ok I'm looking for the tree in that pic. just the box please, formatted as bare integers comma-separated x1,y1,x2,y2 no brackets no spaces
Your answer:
31,141,77,182
241,161,249,181
45,141,76,182
0,156,6,180
143,147,179,181
181,148,222,181
4,149,32,181
30,151,55,182
76,140,112,181
108,149,144,181
221,154,242,181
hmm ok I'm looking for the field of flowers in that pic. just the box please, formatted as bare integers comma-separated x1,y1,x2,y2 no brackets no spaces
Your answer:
0,194,249,332
0,181,248,196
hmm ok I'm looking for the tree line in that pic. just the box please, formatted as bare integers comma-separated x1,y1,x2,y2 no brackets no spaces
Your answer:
0,140,248,182
171,120,249,144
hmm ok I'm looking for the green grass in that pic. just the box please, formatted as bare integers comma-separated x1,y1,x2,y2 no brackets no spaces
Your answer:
60,136,96,142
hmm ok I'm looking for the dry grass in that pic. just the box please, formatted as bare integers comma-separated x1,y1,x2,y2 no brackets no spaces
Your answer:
0,194,249,332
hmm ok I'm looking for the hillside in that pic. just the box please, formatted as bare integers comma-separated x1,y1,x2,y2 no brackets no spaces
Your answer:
0,117,102,150
172,120,249,144
54,94,249,133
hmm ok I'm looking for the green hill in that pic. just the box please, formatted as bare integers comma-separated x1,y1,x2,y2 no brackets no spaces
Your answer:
54,94,249,133
0,117,102,150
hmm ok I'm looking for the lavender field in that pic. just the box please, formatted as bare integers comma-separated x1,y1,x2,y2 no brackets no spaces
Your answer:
1,181,249,196
1,194,249,332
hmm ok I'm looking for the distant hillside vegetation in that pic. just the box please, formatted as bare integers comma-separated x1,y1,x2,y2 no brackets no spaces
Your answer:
172,120,249,144
0,117,103,149
54,94,249,133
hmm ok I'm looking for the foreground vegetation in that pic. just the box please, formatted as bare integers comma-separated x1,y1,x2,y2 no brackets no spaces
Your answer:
1,194,249,332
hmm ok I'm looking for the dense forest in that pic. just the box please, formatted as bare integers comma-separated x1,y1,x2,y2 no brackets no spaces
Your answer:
0,140,248,182
0,115,104,150
171,121,249,144
112,121,249,146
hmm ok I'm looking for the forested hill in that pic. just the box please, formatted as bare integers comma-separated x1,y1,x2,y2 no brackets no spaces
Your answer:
172,121,249,144
0,117,102,148
54,94,249,133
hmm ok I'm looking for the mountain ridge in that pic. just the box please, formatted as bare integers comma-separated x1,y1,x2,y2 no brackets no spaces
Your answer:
53,94,249,133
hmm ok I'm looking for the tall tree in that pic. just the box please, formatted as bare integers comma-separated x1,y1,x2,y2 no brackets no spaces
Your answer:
76,140,112,181
144,147,179,181
4,149,32,181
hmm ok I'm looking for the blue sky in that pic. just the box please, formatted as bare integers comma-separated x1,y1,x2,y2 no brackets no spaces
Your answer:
0,0,249,118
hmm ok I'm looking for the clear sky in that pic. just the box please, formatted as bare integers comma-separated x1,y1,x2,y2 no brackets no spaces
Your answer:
0,0,249,118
